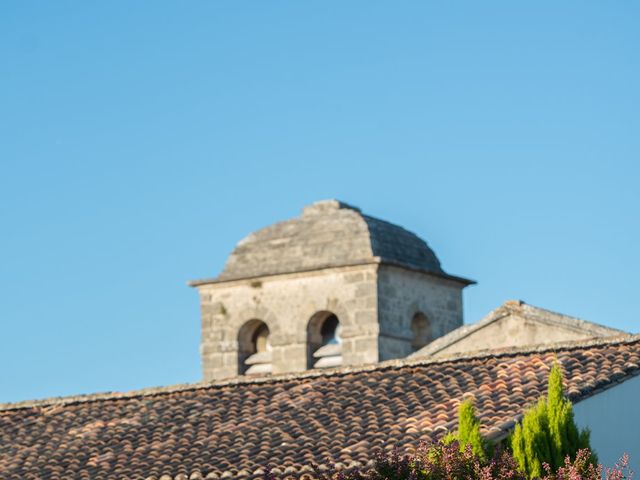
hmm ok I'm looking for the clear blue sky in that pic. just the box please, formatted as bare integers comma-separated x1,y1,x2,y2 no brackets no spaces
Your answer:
1,2,638,403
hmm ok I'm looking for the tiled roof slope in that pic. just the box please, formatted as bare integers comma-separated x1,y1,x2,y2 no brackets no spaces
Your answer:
1,336,639,480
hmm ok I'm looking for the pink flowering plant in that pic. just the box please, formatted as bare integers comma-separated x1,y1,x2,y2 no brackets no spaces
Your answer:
302,440,527,480
262,443,632,480
542,449,632,480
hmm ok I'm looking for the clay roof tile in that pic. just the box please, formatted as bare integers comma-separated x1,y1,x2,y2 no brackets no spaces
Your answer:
1,335,639,479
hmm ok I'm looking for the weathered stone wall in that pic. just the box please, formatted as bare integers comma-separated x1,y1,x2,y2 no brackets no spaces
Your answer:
434,314,594,357
197,264,379,381
377,265,465,360
198,262,467,380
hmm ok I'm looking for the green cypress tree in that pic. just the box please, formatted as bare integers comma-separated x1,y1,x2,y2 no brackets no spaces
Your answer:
548,364,572,466
525,398,552,478
509,363,595,479
546,363,596,466
456,398,487,461
511,421,527,473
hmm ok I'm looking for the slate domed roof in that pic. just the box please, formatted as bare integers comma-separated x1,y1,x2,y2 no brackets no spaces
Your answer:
213,200,456,282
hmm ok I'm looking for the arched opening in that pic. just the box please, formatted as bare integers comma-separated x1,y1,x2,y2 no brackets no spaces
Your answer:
307,311,342,369
411,312,432,352
238,319,272,375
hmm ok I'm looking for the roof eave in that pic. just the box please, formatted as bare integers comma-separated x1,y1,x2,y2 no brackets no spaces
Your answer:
188,259,475,288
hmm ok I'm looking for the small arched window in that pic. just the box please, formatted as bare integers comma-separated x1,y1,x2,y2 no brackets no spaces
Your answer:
411,312,431,352
308,312,342,369
238,320,272,375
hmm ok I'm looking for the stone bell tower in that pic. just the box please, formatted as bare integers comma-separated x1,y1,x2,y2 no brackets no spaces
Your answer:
190,200,473,381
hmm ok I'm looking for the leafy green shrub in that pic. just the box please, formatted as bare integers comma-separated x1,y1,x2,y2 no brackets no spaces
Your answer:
458,398,490,461
510,364,595,478
443,398,489,461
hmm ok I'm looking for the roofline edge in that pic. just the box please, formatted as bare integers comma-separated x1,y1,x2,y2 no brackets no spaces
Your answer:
2,333,637,413
188,259,475,287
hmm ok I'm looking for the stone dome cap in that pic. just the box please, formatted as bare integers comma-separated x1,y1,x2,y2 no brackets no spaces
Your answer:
204,200,470,284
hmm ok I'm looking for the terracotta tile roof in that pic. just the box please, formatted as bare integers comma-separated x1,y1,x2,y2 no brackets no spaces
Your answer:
1,335,639,480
